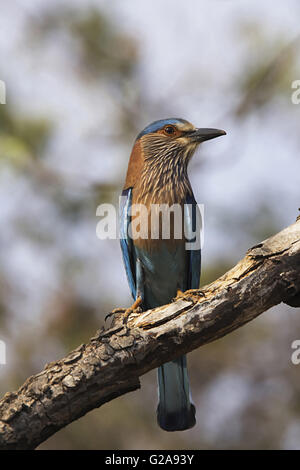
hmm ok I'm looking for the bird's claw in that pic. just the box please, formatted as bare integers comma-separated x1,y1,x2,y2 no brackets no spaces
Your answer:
106,296,143,329
122,305,142,326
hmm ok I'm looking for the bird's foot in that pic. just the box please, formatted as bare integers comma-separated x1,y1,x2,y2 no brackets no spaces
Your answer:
105,296,143,328
123,296,143,326
175,289,205,304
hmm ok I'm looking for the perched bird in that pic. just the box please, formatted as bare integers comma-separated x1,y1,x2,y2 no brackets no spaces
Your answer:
120,118,226,431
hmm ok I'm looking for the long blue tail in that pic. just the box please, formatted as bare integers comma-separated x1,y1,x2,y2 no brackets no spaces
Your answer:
157,355,196,431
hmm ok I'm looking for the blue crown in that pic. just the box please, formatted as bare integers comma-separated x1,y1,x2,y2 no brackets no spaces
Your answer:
136,118,188,140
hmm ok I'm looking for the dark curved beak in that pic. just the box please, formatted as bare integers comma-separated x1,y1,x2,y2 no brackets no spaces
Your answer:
189,128,226,143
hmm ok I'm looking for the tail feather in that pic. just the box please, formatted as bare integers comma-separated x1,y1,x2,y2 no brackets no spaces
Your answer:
157,355,196,431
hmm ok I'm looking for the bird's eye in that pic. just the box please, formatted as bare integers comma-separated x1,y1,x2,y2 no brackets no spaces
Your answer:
164,126,176,135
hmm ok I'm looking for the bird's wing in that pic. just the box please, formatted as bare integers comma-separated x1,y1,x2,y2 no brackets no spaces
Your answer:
120,188,136,299
184,193,201,289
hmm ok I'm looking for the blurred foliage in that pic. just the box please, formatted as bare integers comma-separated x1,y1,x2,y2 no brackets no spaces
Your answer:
0,102,52,167
236,26,300,115
69,9,137,80
46,289,100,351
26,6,143,142
28,7,138,82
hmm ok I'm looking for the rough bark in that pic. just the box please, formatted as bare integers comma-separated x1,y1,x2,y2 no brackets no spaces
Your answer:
0,218,299,449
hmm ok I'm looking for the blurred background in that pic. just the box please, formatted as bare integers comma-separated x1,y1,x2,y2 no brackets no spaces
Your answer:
0,0,300,450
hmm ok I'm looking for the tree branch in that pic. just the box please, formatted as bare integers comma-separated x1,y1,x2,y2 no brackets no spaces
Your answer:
0,218,300,449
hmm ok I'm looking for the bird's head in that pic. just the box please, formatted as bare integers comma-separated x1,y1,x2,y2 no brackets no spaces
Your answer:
124,118,226,189
136,118,226,164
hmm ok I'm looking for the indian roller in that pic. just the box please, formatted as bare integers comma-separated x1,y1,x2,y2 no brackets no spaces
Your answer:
119,118,226,431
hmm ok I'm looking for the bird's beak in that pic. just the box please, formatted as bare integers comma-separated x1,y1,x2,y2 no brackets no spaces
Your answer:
188,128,226,143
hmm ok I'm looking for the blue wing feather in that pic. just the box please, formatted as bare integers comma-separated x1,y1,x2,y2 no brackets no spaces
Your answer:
120,188,136,299
184,193,201,289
